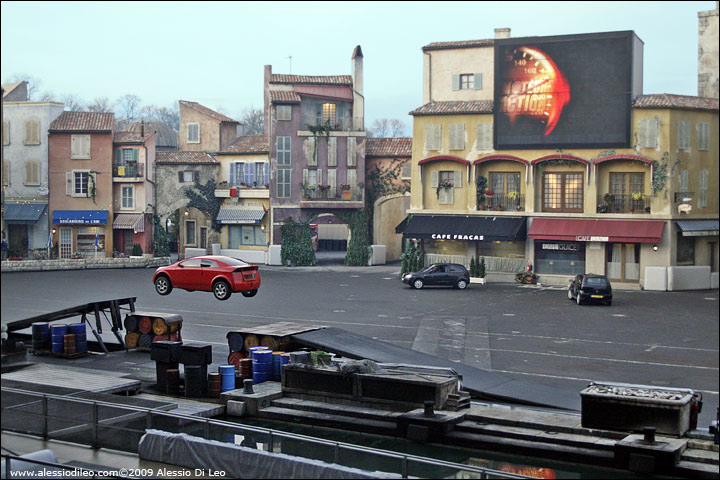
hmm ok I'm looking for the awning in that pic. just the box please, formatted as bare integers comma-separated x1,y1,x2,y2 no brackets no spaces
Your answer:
528,218,665,243
5,203,46,224
676,220,719,237
293,86,354,102
52,210,108,225
396,215,526,241
217,208,266,225
113,213,145,232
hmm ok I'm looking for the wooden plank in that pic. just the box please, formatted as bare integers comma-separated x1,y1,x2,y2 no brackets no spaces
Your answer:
1,364,140,395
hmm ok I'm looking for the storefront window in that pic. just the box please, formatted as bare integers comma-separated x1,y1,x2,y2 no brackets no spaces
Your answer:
77,226,105,257
534,241,585,274
677,233,695,265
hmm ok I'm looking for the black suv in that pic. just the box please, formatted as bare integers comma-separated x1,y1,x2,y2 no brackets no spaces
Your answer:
568,274,613,305
402,263,470,290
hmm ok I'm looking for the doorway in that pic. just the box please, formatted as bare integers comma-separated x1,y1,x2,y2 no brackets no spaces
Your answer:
606,243,640,282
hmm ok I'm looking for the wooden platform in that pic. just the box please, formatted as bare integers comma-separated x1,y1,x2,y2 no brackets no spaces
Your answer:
226,322,325,338
1,363,141,394
134,393,225,417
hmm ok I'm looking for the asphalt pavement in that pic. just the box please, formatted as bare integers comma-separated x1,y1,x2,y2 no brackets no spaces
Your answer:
2,265,718,427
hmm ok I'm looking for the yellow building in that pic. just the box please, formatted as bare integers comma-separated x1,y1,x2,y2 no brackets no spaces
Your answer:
212,135,271,264
402,32,718,290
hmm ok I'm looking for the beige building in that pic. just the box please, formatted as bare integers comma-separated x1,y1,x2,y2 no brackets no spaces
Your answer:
177,100,240,152
698,2,719,99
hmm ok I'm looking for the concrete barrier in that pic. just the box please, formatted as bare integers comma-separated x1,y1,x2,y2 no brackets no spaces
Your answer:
667,266,711,291
1,257,171,273
711,272,719,290
184,248,207,258
368,245,386,266
644,267,668,291
220,249,266,265
268,245,282,266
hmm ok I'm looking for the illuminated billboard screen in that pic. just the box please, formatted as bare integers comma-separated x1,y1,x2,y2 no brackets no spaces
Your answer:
494,31,642,150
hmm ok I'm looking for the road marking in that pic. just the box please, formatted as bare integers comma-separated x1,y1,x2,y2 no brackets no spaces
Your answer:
350,275,359,278
705,297,717,301
612,314,627,317
333,309,345,313
502,313,515,317
383,277,394,280
339,284,349,287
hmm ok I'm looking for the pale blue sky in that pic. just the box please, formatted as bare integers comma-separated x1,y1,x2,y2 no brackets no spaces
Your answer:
1,1,715,134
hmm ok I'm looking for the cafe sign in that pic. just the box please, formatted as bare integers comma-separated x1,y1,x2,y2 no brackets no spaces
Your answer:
431,234,484,241
576,236,609,242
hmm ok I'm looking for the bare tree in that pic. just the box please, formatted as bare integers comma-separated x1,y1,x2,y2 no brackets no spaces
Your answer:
87,97,114,112
116,94,141,127
139,104,179,131
367,118,406,138
61,94,85,111
239,107,264,135
3,73,41,100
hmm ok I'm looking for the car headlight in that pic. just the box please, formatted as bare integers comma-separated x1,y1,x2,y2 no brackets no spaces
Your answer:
403,274,411,280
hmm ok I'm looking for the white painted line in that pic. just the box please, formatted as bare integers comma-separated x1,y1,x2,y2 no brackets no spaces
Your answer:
350,275,360,278
612,314,627,317
705,297,717,301
333,309,346,313
339,284,350,287
383,277,394,280
502,313,515,317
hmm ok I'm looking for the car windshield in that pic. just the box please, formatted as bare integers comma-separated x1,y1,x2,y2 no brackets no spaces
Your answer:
585,277,608,287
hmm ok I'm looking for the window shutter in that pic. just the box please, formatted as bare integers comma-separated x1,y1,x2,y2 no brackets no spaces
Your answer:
229,163,236,187
133,148,139,162
303,168,309,187
347,138,356,166
476,124,492,150
24,121,31,143
452,74,460,91
246,163,255,185
699,170,708,208
337,104,344,128
2,161,9,186
679,170,689,192
194,171,200,183
474,74,483,90
328,137,337,166
307,137,317,166
66,172,73,195
25,162,32,185
83,136,91,158
426,124,441,151
431,170,439,188
2,121,8,145
327,169,336,198
455,170,462,188
425,125,434,150
71,136,78,157
347,169,357,189
317,169,323,188
698,122,710,150
434,125,442,151
33,120,39,143
450,124,464,150
640,118,658,148
264,163,270,186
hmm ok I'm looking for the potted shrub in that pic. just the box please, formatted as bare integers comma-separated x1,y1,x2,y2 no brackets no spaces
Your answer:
131,243,143,258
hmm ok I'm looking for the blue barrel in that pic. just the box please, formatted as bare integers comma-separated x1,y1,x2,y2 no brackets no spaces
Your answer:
218,364,235,392
252,349,273,384
50,324,67,353
68,323,87,352
249,346,268,355
31,323,50,351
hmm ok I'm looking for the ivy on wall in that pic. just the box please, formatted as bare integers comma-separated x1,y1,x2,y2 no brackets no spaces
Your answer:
152,215,171,257
651,152,680,197
337,210,370,266
280,217,316,266
185,179,223,232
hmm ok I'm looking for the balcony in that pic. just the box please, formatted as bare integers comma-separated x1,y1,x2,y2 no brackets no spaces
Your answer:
300,185,363,208
477,193,525,212
113,163,144,181
597,194,651,214
215,183,270,199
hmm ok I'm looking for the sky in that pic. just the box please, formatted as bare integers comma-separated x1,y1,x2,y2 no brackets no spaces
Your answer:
1,1,716,135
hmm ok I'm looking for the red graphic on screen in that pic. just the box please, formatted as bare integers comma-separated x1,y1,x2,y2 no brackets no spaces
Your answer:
499,46,571,135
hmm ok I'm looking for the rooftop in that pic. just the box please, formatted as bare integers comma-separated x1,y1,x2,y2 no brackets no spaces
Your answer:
179,100,239,123
633,94,719,111
366,137,412,157
156,151,218,165
422,38,494,52
410,101,494,116
49,112,115,132
218,134,269,155
270,74,352,86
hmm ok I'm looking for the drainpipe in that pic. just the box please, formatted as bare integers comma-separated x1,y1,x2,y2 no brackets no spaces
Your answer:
144,142,157,256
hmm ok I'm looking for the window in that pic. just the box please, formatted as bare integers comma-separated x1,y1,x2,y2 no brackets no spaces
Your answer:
449,124,465,150
24,160,40,186
543,172,583,212
677,232,695,265
277,136,291,165
2,121,8,145
534,242,586,275
3,160,9,186
425,124,441,151
71,171,91,196
24,120,40,145
678,170,689,193
699,170,708,208
200,227,207,249
277,105,292,121
328,137,337,166
185,220,196,245
315,103,343,126
401,161,411,180
187,123,199,143
677,121,690,150
71,135,91,159
610,172,645,211
453,74,482,91
179,171,197,183
229,225,265,247
116,148,139,176
438,171,455,205
697,122,710,151
277,168,291,198
476,124,492,150
489,172,521,208
638,118,658,149
121,185,134,209
347,138,356,166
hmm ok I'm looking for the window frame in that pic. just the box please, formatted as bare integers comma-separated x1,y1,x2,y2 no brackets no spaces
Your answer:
71,134,91,159
277,136,292,165
185,220,197,246
187,123,200,144
72,170,92,197
459,74,475,90
120,184,135,210
24,160,41,186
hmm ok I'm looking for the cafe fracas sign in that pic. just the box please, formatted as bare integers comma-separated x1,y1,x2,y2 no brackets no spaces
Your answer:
431,233,485,241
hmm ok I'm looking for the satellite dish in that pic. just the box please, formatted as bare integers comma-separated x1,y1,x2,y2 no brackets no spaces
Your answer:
37,187,49,195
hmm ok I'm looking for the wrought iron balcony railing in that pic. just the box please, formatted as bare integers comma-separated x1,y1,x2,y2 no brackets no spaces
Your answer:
597,194,651,214
477,193,525,212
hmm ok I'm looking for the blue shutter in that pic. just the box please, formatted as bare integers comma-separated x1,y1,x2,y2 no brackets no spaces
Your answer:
474,74,482,90
264,163,270,186
246,163,255,185
230,163,236,187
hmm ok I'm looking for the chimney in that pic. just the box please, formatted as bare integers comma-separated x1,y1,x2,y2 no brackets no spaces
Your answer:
141,120,145,137
264,65,272,140
494,28,511,39
352,45,364,131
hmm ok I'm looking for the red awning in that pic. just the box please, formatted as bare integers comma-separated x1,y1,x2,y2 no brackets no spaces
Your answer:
294,86,354,101
528,218,665,243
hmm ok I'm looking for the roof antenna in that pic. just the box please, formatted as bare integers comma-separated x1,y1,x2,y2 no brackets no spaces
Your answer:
287,55,292,74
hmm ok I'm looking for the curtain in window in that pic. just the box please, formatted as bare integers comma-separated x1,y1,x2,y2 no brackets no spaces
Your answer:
607,243,622,280
625,244,639,280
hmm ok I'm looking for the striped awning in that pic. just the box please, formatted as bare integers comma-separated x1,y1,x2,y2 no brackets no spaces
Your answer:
113,213,145,232
676,220,719,237
217,208,266,225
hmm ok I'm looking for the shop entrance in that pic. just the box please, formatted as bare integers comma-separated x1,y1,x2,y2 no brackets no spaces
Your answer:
606,243,640,282
7,224,29,257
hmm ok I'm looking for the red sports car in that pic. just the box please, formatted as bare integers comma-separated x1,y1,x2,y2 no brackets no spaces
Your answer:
153,255,260,301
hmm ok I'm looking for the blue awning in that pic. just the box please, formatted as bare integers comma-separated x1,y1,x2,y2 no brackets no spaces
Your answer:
52,210,108,225
676,220,719,237
5,203,47,224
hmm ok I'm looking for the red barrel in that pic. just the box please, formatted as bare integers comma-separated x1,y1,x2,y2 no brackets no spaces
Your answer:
138,317,153,334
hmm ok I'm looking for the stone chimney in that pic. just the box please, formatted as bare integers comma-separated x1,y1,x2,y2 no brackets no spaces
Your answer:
352,45,364,131
264,65,272,140
494,28,511,39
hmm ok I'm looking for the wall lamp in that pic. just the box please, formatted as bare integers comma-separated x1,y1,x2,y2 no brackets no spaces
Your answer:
652,244,659,252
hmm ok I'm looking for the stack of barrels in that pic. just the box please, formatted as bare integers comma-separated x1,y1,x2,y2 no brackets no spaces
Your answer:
38,323,88,357
124,314,182,350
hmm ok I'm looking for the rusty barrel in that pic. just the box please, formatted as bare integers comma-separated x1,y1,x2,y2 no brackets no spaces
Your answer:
207,372,221,398
63,334,76,355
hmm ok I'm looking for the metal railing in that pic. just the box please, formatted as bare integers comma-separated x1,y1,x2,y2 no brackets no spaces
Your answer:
1,387,526,479
2,452,129,479
596,194,651,214
113,164,144,178
478,194,525,212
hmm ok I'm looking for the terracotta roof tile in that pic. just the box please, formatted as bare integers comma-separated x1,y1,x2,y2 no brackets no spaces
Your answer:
422,39,494,52
633,94,719,111
366,137,412,157
114,131,154,144
270,90,302,103
127,121,178,148
270,74,352,86
49,112,115,132
179,100,239,123
410,101,494,116
219,135,269,154
156,151,218,165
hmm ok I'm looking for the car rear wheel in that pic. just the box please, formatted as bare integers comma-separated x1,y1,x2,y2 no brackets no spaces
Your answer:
213,280,232,301
241,289,258,298
413,279,424,289
154,276,172,296
576,293,583,305
456,279,468,290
